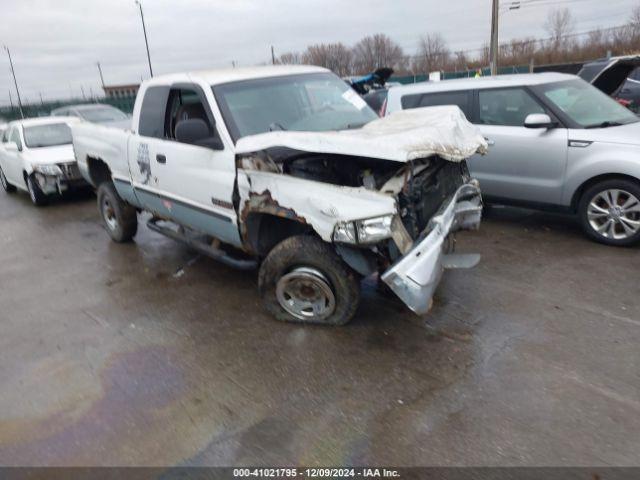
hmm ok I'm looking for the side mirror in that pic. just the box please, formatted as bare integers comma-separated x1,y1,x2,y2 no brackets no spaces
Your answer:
4,142,19,152
524,113,557,129
175,118,223,149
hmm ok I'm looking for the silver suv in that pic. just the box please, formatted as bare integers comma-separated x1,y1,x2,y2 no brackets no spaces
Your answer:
386,73,640,246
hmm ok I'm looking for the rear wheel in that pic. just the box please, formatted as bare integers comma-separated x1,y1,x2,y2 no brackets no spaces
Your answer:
578,179,640,246
0,167,16,193
97,182,138,242
258,235,360,325
26,174,49,206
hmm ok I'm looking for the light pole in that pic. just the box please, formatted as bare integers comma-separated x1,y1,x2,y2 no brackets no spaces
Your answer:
4,46,24,118
97,62,105,88
489,0,499,75
135,0,153,78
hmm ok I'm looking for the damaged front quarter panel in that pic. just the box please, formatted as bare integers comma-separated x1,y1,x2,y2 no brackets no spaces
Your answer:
237,168,397,245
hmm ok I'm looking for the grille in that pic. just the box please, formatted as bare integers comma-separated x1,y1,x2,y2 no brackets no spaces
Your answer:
399,159,466,238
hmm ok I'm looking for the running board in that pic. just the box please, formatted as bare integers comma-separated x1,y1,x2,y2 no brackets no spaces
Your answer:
146,218,258,271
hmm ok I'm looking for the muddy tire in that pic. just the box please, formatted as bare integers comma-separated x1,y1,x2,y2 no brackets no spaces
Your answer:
258,235,360,325
26,174,49,206
578,179,640,247
0,167,16,193
97,181,137,242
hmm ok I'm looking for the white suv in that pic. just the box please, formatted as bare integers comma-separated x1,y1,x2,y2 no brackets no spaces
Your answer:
386,73,640,246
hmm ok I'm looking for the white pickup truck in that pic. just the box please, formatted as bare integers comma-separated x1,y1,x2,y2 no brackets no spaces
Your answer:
72,65,486,325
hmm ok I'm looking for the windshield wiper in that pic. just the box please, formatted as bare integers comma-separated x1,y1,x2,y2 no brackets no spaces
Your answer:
344,122,367,130
584,121,624,129
269,122,286,132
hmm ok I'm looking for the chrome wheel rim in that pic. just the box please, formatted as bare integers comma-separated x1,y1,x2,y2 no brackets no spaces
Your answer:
276,267,336,321
101,197,118,231
588,189,640,240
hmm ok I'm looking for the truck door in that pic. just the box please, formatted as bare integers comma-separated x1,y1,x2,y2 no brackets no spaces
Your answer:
128,84,241,247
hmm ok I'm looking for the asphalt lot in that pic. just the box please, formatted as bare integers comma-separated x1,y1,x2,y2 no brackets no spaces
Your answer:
0,188,639,467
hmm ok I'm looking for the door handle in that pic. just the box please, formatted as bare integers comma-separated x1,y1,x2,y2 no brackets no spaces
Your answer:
156,154,166,164
484,137,495,146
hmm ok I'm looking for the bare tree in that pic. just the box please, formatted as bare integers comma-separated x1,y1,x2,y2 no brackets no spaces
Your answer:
302,43,353,76
545,8,575,46
453,51,470,72
276,52,302,65
413,33,451,74
632,3,640,27
351,34,405,74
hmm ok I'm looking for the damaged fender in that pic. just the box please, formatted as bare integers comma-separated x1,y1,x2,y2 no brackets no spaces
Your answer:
237,170,396,243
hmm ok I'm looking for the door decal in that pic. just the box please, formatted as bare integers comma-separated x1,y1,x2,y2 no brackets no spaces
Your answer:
136,143,152,184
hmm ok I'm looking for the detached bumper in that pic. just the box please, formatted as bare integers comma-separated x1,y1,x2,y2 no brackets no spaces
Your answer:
381,181,482,315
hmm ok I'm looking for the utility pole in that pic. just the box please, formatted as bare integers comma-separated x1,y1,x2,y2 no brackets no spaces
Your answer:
39,92,44,107
489,0,499,76
81,86,86,100
4,46,24,118
97,62,105,88
135,0,154,77
271,46,276,65
8,89,14,109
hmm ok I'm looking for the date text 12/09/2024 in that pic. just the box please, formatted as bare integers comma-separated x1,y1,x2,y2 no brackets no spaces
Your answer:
233,468,401,478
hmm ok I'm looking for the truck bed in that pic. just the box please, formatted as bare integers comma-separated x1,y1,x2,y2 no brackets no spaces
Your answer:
72,121,132,187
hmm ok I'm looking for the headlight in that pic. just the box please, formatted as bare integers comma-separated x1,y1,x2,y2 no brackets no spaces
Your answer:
34,164,63,176
333,215,394,244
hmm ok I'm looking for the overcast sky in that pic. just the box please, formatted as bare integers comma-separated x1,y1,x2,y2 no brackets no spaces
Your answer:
0,0,637,105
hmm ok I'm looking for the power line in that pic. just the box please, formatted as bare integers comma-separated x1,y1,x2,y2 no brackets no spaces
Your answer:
405,22,631,59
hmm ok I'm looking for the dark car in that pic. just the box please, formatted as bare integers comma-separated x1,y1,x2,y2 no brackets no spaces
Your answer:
578,56,640,113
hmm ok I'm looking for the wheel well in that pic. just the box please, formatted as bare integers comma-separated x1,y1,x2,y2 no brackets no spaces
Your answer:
244,213,313,256
86,157,112,187
571,174,640,212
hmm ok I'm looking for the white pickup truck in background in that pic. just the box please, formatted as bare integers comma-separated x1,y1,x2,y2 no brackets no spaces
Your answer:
72,65,486,325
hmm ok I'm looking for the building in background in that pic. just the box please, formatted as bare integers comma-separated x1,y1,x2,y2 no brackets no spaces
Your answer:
103,84,140,99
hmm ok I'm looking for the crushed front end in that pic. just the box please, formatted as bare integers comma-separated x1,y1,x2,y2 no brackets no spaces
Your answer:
32,162,88,195
329,156,483,315
382,178,482,314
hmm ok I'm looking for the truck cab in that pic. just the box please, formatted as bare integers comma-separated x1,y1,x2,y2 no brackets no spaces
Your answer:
72,65,486,325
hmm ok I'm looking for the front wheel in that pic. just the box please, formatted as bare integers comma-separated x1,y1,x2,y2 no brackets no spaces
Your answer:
578,179,640,246
97,182,138,242
26,174,49,206
0,167,16,193
258,235,360,325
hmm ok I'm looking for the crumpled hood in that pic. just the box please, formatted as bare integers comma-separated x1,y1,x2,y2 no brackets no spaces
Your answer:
235,105,488,163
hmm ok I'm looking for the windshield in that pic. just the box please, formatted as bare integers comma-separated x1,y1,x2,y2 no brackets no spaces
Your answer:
79,106,128,123
535,79,639,128
213,72,379,141
23,123,72,148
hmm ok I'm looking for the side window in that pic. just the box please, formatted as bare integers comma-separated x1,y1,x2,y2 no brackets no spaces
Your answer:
401,91,472,119
164,87,219,148
478,88,545,127
138,86,170,138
